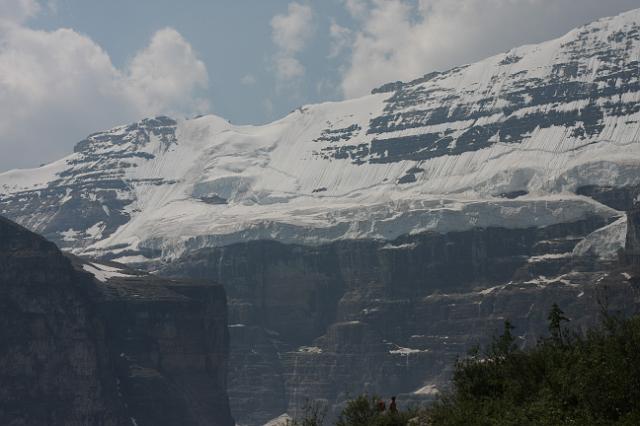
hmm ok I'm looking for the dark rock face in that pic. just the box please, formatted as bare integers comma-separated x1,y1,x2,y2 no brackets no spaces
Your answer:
0,216,234,426
624,204,640,266
94,276,234,426
159,213,638,425
0,216,125,426
577,185,640,211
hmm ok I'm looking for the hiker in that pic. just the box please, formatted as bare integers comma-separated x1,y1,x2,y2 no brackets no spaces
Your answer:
376,398,386,413
389,396,398,414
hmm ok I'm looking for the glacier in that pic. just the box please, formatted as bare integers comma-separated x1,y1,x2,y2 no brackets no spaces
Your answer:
0,8,639,264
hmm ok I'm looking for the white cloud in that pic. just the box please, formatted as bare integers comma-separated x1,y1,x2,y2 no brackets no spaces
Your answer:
125,27,209,115
339,0,640,98
270,2,314,82
0,0,40,24
271,2,314,53
274,55,305,80
342,0,368,20
328,19,352,58
241,74,256,85
316,78,341,98
0,18,209,171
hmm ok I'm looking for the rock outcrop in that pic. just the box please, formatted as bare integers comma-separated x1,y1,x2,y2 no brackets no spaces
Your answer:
0,216,125,426
0,216,234,426
624,204,640,266
91,270,234,426
160,210,640,424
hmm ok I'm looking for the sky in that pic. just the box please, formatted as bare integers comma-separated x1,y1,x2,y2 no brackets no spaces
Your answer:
0,0,639,171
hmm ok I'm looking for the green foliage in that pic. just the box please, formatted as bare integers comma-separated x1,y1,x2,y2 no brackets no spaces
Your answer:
291,306,640,425
335,395,418,426
422,307,640,425
289,394,417,426
488,320,516,357
547,303,570,344
335,395,379,426
287,399,328,426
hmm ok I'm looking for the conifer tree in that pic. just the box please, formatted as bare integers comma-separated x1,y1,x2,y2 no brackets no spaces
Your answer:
547,303,569,344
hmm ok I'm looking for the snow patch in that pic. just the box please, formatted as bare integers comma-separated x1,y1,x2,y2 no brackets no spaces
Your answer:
86,222,106,240
527,253,573,263
297,346,323,354
60,228,81,242
380,243,418,250
572,216,627,260
81,262,131,282
389,345,429,355
478,284,507,295
262,413,292,426
414,384,439,396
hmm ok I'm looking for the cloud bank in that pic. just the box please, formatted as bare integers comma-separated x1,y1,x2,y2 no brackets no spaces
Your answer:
338,0,640,98
0,0,40,24
270,2,314,82
0,0,208,171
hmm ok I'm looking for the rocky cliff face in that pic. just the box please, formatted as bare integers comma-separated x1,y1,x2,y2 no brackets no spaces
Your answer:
160,210,640,424
0,216,234,426
0,216,126,426
92,273,234,426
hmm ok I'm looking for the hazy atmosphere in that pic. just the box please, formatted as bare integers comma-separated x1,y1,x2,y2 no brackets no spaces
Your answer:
2,2,640,425
0,0,638,171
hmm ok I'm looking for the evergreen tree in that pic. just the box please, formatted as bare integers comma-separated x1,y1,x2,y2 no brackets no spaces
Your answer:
489,320,517,357
547,302,569,344
421,305,640,425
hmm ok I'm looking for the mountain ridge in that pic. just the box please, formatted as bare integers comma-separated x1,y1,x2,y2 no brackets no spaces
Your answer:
0,8,639,265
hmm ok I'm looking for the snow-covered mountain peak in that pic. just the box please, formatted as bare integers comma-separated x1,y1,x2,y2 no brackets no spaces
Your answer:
1,9,639,264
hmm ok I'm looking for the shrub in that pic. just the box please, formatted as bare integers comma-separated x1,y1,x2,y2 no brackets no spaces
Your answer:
421,307,640,425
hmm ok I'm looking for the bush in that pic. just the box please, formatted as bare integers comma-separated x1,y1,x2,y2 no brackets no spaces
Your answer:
336,395,418,426
291,394,418,426
421,307,640,425
291,305,640,425
287,399,328,426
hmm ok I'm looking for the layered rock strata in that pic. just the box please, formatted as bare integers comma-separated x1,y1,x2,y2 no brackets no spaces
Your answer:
0,216,234,426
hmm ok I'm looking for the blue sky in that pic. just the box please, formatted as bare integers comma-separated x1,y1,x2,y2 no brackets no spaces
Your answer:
28,0,354,124
0,0,639,170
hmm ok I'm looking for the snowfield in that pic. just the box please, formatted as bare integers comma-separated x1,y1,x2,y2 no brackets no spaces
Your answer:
1,9,639,264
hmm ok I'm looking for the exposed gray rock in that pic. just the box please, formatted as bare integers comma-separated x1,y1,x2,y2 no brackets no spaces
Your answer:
0,117,179,256
89,271,234,426
0,216,234,426
0,216,126,426
159,211,640,424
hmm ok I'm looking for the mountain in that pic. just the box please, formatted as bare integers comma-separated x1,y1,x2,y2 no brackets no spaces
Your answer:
1,8,639,425
1,9,639,263
0,216,234,426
